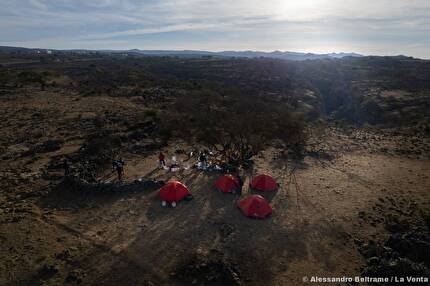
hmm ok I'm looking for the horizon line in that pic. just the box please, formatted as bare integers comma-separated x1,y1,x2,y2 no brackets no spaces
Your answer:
1,44,429,60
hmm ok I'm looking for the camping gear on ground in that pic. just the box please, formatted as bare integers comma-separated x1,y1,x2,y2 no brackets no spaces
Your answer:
214,175,240,193
169,163,180,172
213,165,222,171
238,195,272,218
159,181,190,207
250,174,279,192
195,161,224,172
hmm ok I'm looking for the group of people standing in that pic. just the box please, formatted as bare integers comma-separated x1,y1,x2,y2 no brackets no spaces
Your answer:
158,149,212,171
61,148,220,183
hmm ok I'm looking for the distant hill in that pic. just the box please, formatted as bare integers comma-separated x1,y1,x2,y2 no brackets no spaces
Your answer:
0,46,363,61
125,49,363,60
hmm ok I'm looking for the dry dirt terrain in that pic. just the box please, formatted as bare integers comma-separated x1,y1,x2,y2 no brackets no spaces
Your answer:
1,88,429,286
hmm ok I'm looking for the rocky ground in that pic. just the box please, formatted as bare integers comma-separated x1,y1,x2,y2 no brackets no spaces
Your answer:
1,87,429,286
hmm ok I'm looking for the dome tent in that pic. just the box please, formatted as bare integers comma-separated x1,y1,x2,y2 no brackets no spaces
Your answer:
250,174,279,192
159,181,190,207
214,175,240,193
238,195,272,218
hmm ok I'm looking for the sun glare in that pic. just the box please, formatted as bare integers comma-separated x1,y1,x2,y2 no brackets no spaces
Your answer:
276,0,328,19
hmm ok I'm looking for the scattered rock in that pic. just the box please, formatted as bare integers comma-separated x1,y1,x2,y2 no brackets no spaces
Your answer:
65,269,85,284
175,257,242,286
38,139,64,153
38,264,59,280
361,232,430,284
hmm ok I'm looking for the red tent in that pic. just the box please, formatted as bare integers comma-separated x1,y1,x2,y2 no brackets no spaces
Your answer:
250,174,278,192
159,181,190,205
238,195,272,218
214,175,240,193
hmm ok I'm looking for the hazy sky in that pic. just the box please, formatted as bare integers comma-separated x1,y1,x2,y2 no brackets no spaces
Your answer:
1,0,429,58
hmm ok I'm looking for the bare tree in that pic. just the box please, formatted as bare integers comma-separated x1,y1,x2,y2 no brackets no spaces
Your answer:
163,90,307,168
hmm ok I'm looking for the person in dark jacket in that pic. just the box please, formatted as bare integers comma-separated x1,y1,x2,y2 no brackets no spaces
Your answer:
236,173,244,195
232,166,243,194
63,158,70,177
113,159,125,181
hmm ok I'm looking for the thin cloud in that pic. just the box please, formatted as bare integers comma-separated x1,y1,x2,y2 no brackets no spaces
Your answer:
0,0,429,58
